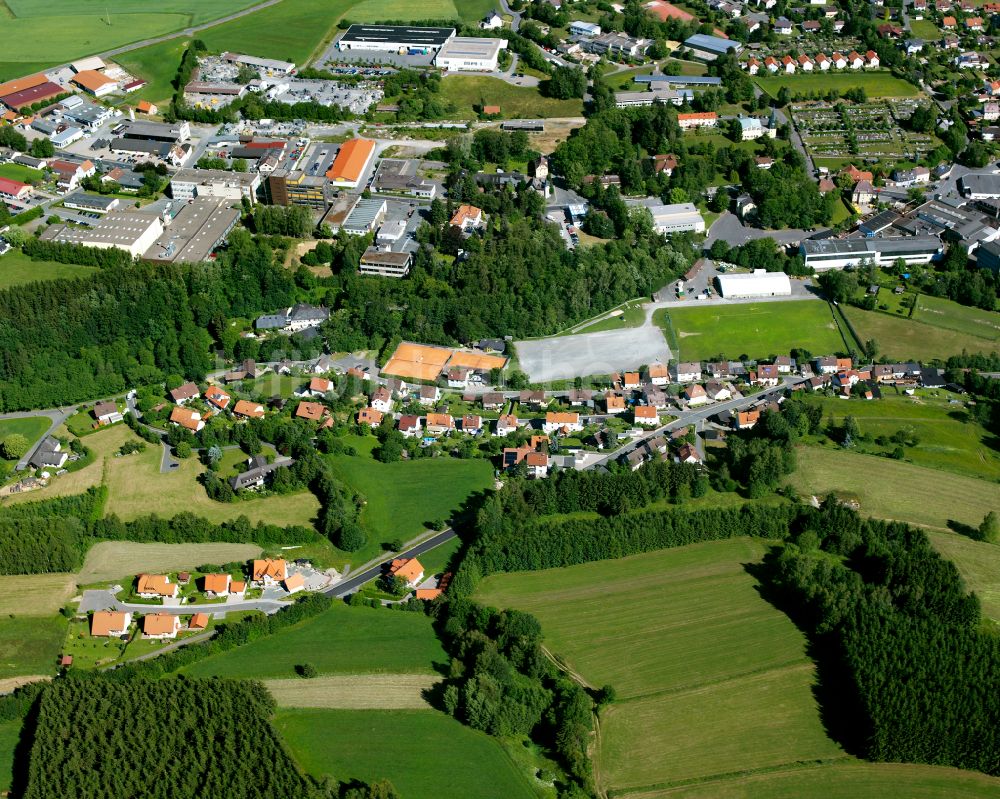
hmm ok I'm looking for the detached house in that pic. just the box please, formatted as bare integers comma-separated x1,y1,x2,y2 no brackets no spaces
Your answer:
450,205,484,231
91,611,131,637
389,558,425,587
398,414,422,438
202,573,231,597
205,385,231,411
142,613,182,640
425,413,455,436
543,412,582,434
232,400,265,419
674,361,702,383
297,377,333,398
251,558,287,586
136,574,178,599
93,401,121,425
647,363,669,385
357,407,384,428
496,414,519,437
634,405,659,426
418,385,440,406
371,386,393,413
170,382,199,404
815,53,830,70
170,406,204,432
683,383,709,406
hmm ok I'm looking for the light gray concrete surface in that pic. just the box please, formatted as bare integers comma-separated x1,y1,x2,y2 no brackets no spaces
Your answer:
515,326,671,383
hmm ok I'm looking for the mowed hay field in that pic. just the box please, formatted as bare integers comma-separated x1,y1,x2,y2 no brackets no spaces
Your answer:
183,601,447,679
76,541,262,583
274,709,538,799
440,75,584,119
344,0,459,22
841,305,996,361
265,674,436,709
913,294,1000,343
0,573,76,616
788,446,998,530
926,533,1000,621
754,72,920,98
656,300,844,362
475,538,844,795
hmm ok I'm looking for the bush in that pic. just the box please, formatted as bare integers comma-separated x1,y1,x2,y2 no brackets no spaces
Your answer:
296,662,318,678
0,433,29,460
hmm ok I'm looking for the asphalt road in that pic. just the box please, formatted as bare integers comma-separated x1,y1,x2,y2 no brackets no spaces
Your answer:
1,407,76,471
324,528,457,598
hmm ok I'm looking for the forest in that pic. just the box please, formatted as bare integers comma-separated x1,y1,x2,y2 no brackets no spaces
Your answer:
0,229,296,411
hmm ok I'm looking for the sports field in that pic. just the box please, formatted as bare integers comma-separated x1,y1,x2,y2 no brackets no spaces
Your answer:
788,445,998,530
754,72,920,98
926,532,1000,621
76,541,262,583
476,538,845,794
0,251,98,290
841,305,996,361
800,392,1000,482
913,294,1000,343
440,75,584,119
656,300,844,362
183,601,447,679
274,709,537,799
382,341,507,382
327,442,493,544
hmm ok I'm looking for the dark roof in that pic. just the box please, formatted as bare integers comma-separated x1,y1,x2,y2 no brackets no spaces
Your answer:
229,459,293,490
338,24,455,47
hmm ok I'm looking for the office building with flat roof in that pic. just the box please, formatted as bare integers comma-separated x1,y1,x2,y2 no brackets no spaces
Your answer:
266,169,330,208
800,236,943,270
360,246,413,277
435,37,508,71
170,168,261,204
335,25,456,52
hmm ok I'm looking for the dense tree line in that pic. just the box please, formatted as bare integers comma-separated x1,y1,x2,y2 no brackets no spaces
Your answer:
0,231,296,410
22,237,138,268
763,500,1000,775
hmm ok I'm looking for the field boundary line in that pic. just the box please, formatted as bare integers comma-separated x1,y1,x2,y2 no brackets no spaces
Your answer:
0,0,13,19
612,657,812,705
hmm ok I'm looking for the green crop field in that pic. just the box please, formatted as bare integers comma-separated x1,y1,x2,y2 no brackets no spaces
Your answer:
926,532,1000,621
440,75,584,119
0,252,97,290
788,445,998,531
274,709,538,799
913,294,1000,343
0,616,65,679
476,538,847,794
754,72,921,98
841,305,996,361
0,0,263,79
656,300,844,362
184,602,447,679
345,0,459,22
327,443,492,545
455,0,501,23
799,392,1000,482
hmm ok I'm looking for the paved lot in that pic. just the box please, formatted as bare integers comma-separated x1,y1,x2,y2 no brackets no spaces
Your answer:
705,212,814,250
515,326,671,383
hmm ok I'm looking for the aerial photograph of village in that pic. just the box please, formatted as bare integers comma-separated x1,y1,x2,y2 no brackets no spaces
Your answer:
0,0,997,795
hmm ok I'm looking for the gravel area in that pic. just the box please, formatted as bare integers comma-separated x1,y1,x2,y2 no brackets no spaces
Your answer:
515,326,671,383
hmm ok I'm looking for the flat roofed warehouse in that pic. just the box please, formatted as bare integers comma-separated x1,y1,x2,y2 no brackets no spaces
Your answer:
715,269,792,298
41,210,164,257
435,37,508,71
800,235,943,270
336,24,456,52
144,198,241,263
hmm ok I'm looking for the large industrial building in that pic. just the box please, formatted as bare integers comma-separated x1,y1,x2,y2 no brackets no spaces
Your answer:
648,203,706,234
683,33,742,61
335,25,456,53
715,269,792,298
325,138,377,189
143,199,242,263
40,209,165,257
800,236,944,270
435,37,508,71
170,168,261,204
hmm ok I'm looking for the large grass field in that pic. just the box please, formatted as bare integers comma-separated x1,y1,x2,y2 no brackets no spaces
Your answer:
800,391,1000,482
274,709,538,799
926,532,1000,621
0,251,97,290
0,573,76,616
76,541,263,583
476,538,844,794
788,445,998,531
0,616,65,679
0,0,262,80
841,305,996,361
913,294,1000,343
327,440,493,545
754,72,920,98
184,601,447,679
440,75,584,119
344,0,459,22
656,300,844,362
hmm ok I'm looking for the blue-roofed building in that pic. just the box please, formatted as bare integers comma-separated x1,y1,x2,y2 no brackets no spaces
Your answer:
635,74,723,86
683,34,742,60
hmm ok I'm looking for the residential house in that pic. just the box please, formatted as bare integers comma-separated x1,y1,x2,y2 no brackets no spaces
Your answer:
652,153,678,175
543,412,582,434
170,406,205,432
357,407,384,428
295,401,327,422
297,377,332,398
677,112,717,129
389,558,425,587
202,573,231,597
284,574,305,594
735,407,761,429
865,50,880,67
774,16,793,33
519,390,547,408
752,364,781,386
847,51,864,69
189,613,209,630
496,414,519,437
447,367,469,388
705,380,732,401
831,52,847,69
773,355,794,373
232,400,265,419
30,437,68,470
481,392,504,411
677,443,702,464
385,377,408,397
142,613,182,640
815,53,830,70
634,405,659,426
781,55,796,73
966,16,984,30
814,356,839,374
170,382,200,404
852,179,877,206
204,385,231,412
425,413,455,436
93,400,121,425
605,393,626,414
674,361,702,382
683,384,709,406
91,610,131,637
643,386,669,409
398,414,422,438
419,385,440,406
136,573,178,599
450,205,484,231
647,363,669,385
567,389,594,407
746,57,761,75
764,56,779,73
371,386,393,413
251,558,287,586
461,414,484,434
797,53,814,71
621,448,646,471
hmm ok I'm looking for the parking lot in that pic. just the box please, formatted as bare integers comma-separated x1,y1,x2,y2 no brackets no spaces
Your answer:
515,325,672,383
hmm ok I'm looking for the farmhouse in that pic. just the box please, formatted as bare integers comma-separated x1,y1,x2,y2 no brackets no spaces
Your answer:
91,611,131,637
142,613,182,640
715,269,791,298
390,558,425,587
136,574,178,599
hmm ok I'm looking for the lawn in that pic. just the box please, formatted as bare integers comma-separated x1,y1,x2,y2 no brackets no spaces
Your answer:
787,445,998,531
0,719,19,794
0,416,50,456
440,75,584,119
655,300,845,362
754,72,921,98
0,250,97,289
327,444,493,545
76,541,263,583
573,303,647,335
0,573,77,616
475,538,842,794
841,304,997,361
0,616,66,679
913,294,1000,343
345,0,459,22
908,19,940,39
183,601,447,679
799,391,1000,482
274,709,538,799
926,532,1000,621
0,163,43,183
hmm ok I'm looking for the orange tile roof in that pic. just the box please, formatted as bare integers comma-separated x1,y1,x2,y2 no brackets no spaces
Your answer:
425,412,454,429
606,394,625,410
91,610,128,636
232,400,265,418
450,204,482,227
202,573,230,593
326,138,375,182
0,73,47,98
390,558,424,583
230,581,246,593
137,100,155,113
72,69,116,92
169,406,203,431
635,405,658,419
678,112,717,121
648,363,669,378
252,559,286,582
623,372,640,384
545,412,579,424
189,612,209,630
204,385,231,410
415,588,443,600
296,401,326,421
137,574,176,596
482,105,501,114
143,613,180,636
309,377,332,393
357,407,384,426
284,573,305,591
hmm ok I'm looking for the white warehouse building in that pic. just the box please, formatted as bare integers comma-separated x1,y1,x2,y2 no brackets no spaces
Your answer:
435,37,508,71
800,236,944,270
648,203,706,234
715,269,792,298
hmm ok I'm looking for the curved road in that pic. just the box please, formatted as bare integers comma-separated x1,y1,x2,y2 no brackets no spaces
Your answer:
498,0,523,31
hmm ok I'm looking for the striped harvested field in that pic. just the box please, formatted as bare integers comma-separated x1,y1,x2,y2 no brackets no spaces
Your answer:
265,674,437,709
